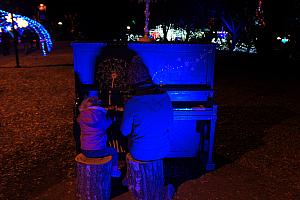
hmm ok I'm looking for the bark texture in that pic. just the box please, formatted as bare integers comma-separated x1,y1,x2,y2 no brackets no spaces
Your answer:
75,153,112,200
126,154,165,200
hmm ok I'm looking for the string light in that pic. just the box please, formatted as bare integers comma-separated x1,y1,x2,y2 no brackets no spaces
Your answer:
255,0,265,27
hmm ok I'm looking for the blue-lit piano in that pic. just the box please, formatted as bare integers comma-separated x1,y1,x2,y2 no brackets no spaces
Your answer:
72,42,217,171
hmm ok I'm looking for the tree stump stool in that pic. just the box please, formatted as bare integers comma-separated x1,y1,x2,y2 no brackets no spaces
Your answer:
125,153,165,200
75,153,112,200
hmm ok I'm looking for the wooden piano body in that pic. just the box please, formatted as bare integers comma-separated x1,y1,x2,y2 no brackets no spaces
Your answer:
72,42,217,171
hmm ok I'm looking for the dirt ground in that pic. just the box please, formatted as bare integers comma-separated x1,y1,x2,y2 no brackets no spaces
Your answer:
0,42,299,200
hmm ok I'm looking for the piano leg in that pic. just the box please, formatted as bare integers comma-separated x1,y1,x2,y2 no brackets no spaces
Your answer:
206,116,216,171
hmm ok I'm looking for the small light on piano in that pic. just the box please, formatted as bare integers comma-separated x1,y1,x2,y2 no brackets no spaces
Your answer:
174,108,193,111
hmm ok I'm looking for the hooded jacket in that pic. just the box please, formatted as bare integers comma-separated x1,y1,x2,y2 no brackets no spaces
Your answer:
77,105,112,150
121,88,173,161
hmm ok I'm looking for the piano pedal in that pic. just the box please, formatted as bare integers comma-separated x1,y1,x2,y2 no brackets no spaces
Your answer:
109,139,127,153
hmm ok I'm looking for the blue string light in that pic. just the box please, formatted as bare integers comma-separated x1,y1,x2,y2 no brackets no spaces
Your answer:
0,9,52,56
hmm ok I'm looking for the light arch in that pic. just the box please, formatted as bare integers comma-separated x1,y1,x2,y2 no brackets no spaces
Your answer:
0,9,52,55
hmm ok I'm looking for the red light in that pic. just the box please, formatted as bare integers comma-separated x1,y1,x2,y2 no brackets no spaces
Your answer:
38,4,46,11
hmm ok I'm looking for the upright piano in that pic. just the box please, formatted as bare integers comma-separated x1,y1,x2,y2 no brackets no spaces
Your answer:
72,42,217,171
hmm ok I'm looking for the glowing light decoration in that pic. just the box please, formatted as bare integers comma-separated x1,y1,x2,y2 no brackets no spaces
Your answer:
127,34,143,41
188,29,206,41
0,9,52,56
148,24,188,41
217,31,228,39
150,31,160,40
167,26,187,41
149,24,164,40
5,13,29,28
276,35,290,44
6,26,12,31
127,24,257,54
38,4,47,11
233,42,257,54
281,37,289,44
255,0,265,27
130,24,206,42
211,31,230,51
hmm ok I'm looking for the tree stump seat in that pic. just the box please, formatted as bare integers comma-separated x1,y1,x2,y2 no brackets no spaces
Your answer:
75,153,112,200
125,153,174,200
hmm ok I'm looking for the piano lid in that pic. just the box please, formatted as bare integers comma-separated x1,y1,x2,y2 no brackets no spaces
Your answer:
128,43,216,89
72,42,216,103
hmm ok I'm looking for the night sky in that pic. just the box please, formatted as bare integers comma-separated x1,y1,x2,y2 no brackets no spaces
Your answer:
46,0,298,37
2,0,299,39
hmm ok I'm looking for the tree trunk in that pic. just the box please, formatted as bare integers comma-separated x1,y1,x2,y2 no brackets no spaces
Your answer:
75,153,112,200
125,154,165,200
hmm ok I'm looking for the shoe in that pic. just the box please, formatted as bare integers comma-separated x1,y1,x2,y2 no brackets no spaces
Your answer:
111,168,121,178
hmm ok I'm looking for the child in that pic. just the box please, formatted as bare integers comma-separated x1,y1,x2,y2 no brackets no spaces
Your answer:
77,96,121,177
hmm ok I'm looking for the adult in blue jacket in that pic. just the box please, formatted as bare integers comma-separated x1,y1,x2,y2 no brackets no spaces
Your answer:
120,56,173,161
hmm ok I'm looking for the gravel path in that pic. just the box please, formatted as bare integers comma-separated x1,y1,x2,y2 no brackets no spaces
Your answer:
1,45,299,200
0,44,76,200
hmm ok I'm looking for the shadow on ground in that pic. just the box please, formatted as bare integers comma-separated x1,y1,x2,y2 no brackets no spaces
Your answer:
110,104,296,198
214,105,296,165
110,155,204,198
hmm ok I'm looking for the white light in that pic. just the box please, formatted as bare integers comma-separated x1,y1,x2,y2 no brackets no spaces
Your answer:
5,13,28,28
58,21,63,25
16,18,29,28
5,13,13,22
126,26,131,30
277,36,281,40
